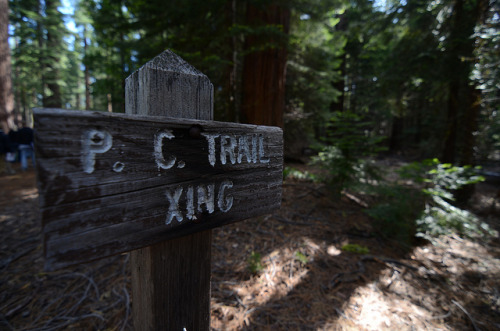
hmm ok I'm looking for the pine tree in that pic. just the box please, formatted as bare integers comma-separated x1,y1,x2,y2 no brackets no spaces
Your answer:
0,0,15,131
241,1,290,127
43,0,65,108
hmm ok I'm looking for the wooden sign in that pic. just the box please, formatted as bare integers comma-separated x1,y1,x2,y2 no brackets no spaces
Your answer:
34,108,283,270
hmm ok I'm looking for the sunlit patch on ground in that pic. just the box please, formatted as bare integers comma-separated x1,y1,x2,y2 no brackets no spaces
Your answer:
2,167,499,330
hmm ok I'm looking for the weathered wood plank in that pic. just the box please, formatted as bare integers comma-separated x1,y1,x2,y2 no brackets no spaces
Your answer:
125,50,213,119
34,108,282,270
126,50,214,331
131,230,212,331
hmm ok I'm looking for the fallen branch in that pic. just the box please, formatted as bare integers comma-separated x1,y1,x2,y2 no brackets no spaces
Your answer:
362,255,418,271
119,287,130,331
273,215,311,226
342,190,369,208
0,238,39,270
331,261,366,287
4,295,33,318
452,300,480,331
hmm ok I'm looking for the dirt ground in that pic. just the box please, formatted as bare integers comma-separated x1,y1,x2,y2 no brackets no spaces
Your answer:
1,161,499,330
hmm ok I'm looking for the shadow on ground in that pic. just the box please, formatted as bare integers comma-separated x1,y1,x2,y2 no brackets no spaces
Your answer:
1,163,499,330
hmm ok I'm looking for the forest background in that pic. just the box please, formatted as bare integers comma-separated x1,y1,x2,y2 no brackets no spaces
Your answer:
0,0,500,164
1,0,500,329
1,0,498,168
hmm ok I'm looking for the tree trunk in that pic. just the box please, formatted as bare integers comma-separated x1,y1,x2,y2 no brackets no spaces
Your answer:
83,26,91,110
43,0,62,108
37,0,46,106
442,0,485,204
442,80,459,163
241,3,290,127
461,86,480,166
330,13,348,113
330,54,346,113
0,0,15,132
389,116,404,153
455,84,481,206
224,0,242,123
442,0,484,164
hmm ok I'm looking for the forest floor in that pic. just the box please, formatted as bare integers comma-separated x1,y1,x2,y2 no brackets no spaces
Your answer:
1,160,499,330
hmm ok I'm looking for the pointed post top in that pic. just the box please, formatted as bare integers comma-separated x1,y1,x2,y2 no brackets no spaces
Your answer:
125,50,213,119
144,50,205,77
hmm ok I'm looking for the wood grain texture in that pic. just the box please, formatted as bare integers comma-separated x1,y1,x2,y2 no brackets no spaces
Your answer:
35,50,283,331
131,230,212,331
126,50,214,331
125,50,213,120
34,108,283,270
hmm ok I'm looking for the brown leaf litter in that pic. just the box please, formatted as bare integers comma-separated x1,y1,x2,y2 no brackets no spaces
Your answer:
1,163,499,330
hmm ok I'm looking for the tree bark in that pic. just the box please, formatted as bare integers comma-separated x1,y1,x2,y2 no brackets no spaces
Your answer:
43,0,63,108
241,2,290,127
442,0,486,204
441,0,484,164
37,0,46,107
0,0,15,132
223,0,242,123
83,26,91,110
442,80,459,163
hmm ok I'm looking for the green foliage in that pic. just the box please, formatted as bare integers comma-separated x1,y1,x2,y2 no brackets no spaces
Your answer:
341,244,370,255
286,6,344,134
399,159,494,241
416,196,495,242
398,159,494,242
7,0,499,167
473,1,500,161
247,251,263,275
366,185,424,246
367,159,495,246
422,163,485,200
294,251,308,264
283,166,316,181
311,111,385,197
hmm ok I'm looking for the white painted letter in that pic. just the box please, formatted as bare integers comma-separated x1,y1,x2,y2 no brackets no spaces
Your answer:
258,134,270,163
186,186,195,220
237,135,252,164
220,135,237,165
81,129,112,174
154,130,176,170
201,133,219,166
218,180,233,212
251,134,258,163
197,184,215,214
165,186,183,224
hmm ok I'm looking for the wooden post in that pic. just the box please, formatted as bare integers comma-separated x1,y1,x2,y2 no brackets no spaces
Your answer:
34,109,282,269
34,50,282,329
125,50,213,330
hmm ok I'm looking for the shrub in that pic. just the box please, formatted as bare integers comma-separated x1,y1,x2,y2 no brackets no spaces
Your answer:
365,185,424,247
400,159,495,241
311,111,385,197
366,159,496,245
247,251,263,275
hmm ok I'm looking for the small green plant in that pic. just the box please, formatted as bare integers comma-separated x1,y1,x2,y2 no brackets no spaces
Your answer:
400,159,495,241
247,251,263,275
283,166,316,181
341,244,370,254
311,111,385,197
366,159,495,246
294,251,308,264
416,196,495,241
366,185,424,246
